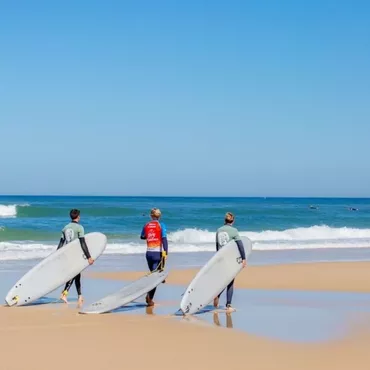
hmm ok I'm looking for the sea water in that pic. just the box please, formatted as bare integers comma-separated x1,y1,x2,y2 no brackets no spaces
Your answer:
2,196,370,341
0,196,370,265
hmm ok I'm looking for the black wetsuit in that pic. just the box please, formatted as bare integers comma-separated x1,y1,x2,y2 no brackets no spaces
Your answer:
215,225,246,306
57,222,91,296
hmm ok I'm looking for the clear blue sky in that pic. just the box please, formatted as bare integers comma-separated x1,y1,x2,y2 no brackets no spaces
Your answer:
1,0,369,197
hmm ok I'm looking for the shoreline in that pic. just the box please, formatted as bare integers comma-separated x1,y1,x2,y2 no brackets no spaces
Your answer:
88,261,370,293
4,246,370,271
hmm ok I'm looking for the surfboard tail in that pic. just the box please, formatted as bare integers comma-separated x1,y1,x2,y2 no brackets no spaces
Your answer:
174,308,186,316
5,295,19,307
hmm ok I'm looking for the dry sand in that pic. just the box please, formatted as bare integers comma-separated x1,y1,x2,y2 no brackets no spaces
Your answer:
89,261,370,292
2,261,370,370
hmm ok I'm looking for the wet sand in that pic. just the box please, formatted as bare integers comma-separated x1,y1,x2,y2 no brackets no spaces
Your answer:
0,304,370,370
88,261,370,292
2,261,370,370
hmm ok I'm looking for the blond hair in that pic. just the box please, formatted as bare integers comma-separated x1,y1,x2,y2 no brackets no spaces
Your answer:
224,212,234,224
150,208,161,219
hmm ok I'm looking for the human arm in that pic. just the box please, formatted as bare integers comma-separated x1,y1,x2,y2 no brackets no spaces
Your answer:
234,232,246,267
140,226,146,240
79,237,92,259
78,226,93,264
162,237,168,255
161,222,168,256
236,240,246,261
56,236,65,250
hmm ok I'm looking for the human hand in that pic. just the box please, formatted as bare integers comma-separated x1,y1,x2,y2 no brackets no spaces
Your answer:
242,260,246,268
88,258,94,265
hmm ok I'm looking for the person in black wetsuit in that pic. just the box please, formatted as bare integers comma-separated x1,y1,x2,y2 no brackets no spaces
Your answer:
57,209,94,306
213,212,246,312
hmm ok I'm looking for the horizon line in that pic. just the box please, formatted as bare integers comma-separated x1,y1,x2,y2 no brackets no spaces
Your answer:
0,194,369,199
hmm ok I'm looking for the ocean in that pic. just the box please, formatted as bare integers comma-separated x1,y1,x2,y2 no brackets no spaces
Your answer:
1,196,370,263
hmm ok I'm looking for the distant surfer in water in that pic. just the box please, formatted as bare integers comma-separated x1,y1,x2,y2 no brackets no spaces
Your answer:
140,208,168,306
213,212,246,313
57,209,94,306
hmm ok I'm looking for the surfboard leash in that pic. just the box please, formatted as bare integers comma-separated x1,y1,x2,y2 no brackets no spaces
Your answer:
150,252,166,273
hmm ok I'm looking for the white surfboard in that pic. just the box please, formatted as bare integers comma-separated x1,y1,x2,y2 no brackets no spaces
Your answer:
179,236,252,315
5,232,107,307
79,270,168,314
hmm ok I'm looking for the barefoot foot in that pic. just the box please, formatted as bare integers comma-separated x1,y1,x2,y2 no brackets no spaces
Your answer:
77,296,84,307
60,292,68,304
226,304,236,313
213,297,219,308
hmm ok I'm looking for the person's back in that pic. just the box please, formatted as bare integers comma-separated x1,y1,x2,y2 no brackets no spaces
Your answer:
216,224,240,250
142,219,165,253
57,209,93,306
61,222,85,245
140,208,168,306
214,212,246,312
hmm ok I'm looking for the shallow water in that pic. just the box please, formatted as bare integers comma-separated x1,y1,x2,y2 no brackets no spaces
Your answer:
2,267,370,344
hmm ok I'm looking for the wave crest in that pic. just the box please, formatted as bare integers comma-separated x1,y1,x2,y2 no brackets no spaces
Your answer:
1,225,370,261
0,204,30,218
169,225,370,243
0,205,17,218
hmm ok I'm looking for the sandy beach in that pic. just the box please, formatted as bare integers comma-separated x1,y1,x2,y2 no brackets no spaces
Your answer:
88,261,370,293
0,301,370,370
0,261,369,369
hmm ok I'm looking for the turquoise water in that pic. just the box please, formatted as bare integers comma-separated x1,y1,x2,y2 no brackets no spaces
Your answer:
1,196,370,261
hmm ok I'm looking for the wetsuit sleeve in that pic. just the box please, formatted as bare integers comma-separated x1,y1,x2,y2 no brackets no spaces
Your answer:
233,228,245,259
215,232,220,251
235,239,246,260
57,229,66,250
161,223,168,254
77,225,91,259
57,236,65,250
79,237,91,259
162,237,168,254
140,225,146,240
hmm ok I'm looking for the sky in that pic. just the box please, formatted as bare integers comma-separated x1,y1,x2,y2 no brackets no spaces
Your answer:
1,0,369,197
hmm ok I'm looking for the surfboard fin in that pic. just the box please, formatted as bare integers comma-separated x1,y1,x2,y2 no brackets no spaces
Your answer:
174,308,185,316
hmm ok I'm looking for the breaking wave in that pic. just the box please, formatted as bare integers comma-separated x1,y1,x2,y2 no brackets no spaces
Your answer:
1,225,370,261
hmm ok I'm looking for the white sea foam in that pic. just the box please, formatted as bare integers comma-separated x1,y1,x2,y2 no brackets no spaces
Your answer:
0,242,56,260
0,204,29,218
169,226,370,243
0,205,17,218
1,225,370,261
